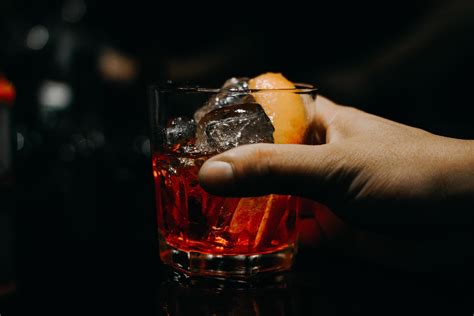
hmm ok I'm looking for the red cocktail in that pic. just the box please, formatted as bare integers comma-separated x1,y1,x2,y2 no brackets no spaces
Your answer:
150,73,317,277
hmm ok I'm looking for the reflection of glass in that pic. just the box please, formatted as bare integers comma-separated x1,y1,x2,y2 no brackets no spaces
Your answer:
158,270,296,315
149,81,317,278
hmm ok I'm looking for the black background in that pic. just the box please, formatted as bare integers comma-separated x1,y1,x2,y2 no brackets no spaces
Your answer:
1,0,474,314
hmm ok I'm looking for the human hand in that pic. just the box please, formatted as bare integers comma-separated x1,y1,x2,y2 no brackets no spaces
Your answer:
198,96,474,229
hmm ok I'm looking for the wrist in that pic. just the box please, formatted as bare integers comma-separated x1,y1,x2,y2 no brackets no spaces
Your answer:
437,138,474,203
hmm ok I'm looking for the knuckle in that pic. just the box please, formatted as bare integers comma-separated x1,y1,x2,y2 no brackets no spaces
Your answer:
225,144,274,180
251,144,274,177
341,106,363,118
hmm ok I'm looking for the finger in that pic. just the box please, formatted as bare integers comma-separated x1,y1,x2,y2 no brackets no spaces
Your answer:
310,95,349,144
312,95,341,130
198,143,346,200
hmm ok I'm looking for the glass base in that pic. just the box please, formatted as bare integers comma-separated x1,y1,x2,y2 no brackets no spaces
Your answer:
159,242,296,279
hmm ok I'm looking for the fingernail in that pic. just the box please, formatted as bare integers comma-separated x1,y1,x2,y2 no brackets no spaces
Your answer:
199,161,234,184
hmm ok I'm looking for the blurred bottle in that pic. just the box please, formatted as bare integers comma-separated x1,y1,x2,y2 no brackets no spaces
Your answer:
0,75,16,297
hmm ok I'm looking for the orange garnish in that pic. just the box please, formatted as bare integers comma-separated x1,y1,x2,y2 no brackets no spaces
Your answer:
249,72,307,144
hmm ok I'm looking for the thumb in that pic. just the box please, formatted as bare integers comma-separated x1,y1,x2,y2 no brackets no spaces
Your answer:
198,143,347,201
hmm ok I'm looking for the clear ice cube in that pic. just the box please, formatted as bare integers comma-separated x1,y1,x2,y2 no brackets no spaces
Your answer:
194,77,254,123
222,77,250,90
195,103,275,153
166,117,196,147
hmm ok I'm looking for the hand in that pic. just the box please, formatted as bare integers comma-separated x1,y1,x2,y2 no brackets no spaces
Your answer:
198,96,474,229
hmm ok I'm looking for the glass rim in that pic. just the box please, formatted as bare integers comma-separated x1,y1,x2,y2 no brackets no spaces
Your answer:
150,81,318,94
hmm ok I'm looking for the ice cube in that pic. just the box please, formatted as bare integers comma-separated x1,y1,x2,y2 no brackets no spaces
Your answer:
193,77,254,123
222,77,250,90
166,117,196,147
195,103,275,153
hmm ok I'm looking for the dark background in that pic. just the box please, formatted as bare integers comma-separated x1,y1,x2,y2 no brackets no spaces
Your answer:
1,0,474,314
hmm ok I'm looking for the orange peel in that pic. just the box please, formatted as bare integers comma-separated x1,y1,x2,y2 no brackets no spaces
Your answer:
249,72,307,144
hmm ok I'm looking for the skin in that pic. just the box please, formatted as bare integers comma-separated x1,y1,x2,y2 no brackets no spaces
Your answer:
198,96,474,271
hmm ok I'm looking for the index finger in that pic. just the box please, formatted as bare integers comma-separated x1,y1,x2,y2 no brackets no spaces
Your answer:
307,95,343,144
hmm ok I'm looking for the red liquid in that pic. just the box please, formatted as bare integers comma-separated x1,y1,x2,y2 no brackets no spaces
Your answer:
153,151,298,256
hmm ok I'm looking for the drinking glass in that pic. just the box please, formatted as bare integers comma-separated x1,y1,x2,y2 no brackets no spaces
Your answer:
149,82,317,278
